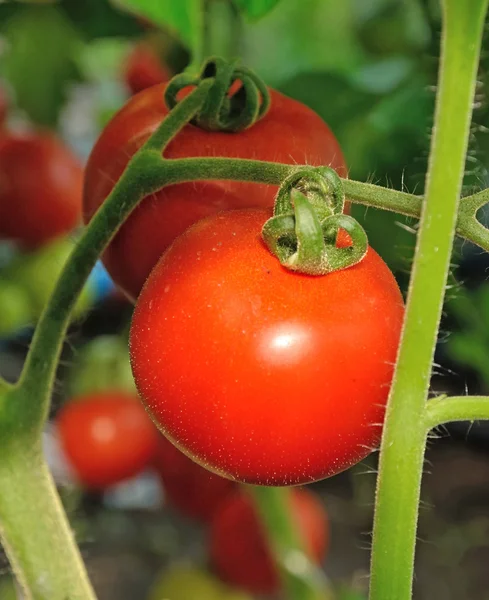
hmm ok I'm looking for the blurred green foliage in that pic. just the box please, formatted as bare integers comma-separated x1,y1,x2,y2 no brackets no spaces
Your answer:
446,284,489,390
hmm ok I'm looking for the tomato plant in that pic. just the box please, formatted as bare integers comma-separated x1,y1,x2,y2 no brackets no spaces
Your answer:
209,488,328,595
83,83,346,300
56,392,160,490
130,208,404,485
0,132,83,248
154,435,235,522
123,43,170,95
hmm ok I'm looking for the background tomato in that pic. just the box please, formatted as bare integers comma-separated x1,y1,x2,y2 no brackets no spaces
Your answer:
83,83,347,300
130,208,404,486
56,392,160,490
209,488,328,595
123,43,170,95
154,436,235,522
0,132,83,248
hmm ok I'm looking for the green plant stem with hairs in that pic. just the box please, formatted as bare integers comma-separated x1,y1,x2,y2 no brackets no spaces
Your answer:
1,5,489,596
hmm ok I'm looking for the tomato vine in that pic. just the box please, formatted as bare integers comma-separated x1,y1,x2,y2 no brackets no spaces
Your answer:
1,3,489,597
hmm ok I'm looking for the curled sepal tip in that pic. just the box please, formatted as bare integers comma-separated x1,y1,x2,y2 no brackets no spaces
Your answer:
165,57,270,133
263,190,368,276
274,166,345,221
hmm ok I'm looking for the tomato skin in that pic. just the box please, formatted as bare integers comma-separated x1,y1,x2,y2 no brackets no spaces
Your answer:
56,392,160,490
209,488,328,595
0,132,83,248
83,83,347,301
155,435,235,522
130,208,404,486
123,44,170,95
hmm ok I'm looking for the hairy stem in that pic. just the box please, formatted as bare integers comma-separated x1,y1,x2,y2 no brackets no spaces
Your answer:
425,395,489,430
0,439,95,600
369,1,488,599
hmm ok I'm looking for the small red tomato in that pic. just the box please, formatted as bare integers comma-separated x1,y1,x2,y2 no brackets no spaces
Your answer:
123,44,170,95
155,435,235,522
83,84,346,300
56,392,160,490
210,488,328,595
0,132,83,248
130,209,404,486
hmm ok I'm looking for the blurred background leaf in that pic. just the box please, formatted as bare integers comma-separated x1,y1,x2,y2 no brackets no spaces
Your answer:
0,6,81,127
110,0,204,51
233,0,281,20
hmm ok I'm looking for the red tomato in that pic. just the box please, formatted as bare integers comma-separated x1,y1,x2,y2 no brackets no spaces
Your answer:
83,83,347,301
130,209,404,486
155,435,235,522
56,392,160,490
209,488,328,595
0,132,83,248
123,44,170,95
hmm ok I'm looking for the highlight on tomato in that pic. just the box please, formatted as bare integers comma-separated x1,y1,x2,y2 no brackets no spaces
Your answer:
129,208,405,486
56,391,160,490
154,435,235,523
0,132,83,248
209,488,328,595
83,82,347,300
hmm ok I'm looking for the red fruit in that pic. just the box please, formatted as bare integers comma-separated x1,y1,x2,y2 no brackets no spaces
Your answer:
83,83,347,300
123,44,170,95
56,392,160,490
129,209,404,486
0,132,83,248
155,436,235,522
209,489,328,595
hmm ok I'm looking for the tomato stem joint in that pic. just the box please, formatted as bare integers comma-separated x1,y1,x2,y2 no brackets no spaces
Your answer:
262,167,368,275
164,57,270,132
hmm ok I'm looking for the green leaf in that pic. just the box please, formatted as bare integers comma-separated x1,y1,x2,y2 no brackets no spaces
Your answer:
1,6,81,127
233,0,281,20
111,0,203,51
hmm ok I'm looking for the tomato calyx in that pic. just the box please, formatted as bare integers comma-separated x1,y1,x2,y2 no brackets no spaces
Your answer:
164,56,270,133
262,167,368,275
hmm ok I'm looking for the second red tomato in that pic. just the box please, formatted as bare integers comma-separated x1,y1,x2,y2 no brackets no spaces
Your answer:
0,132,83,248
83,83,346,300
56,392,160,490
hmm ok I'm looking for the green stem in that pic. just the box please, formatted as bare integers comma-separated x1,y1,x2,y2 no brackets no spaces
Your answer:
425,395,489,430
369,2,488,600
0,83,212,600
203,0,242,60
247,486,332,600
0,440,95,600
16,82,213,432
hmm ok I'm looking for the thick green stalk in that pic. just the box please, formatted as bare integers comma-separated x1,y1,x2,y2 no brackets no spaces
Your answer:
0,439,95,600
248,487,332,600
369,2,488,600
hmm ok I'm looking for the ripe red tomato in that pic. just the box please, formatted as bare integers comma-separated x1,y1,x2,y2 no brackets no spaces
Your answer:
209,488,328,595
0,132,83,248
155,435,235,522
83,83,347,301
56,392,160,490
123,44,170,95
130,209,404,486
